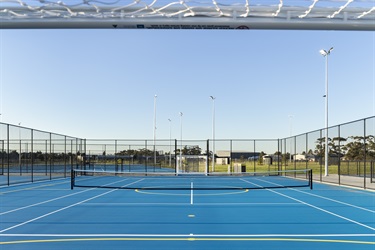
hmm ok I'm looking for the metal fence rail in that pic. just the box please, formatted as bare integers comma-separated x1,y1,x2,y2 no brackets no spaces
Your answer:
1,116,374,189
0,123,83,186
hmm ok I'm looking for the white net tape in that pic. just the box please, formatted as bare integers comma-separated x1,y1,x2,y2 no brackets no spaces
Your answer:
1,0,374,30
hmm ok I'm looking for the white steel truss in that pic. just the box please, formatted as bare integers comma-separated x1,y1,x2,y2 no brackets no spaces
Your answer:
0,0,374,30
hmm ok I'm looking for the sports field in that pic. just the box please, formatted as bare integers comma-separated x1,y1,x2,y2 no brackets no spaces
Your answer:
0,172,374,250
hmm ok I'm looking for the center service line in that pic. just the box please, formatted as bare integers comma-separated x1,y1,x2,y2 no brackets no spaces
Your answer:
191,182,193,205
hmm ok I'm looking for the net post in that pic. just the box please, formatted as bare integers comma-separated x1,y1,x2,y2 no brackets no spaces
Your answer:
71,169,75,190
309,169,313,190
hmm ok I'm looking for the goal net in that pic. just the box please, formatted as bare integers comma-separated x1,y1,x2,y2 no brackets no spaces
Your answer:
177,155,207,174
1,0,374,30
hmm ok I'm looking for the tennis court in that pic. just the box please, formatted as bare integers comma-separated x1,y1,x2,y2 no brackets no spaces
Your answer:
0,169,374,250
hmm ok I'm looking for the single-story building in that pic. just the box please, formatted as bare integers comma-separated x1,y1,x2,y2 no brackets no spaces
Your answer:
216,151,261,165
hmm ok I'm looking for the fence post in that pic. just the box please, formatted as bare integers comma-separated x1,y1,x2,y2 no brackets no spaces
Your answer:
64,136,67,178
31,129,34,182
70,139,73,172
145,140,148,173
49,133,52,180
294,136,297,177
206,139,210,174
115,140,117,172
230,139,233,174
1,139,3,175
320,129,323,182
174,139,177,173
254,140,256,172
7,124,9,186
338,125,341,186
305,133,308,170
364,118,367,189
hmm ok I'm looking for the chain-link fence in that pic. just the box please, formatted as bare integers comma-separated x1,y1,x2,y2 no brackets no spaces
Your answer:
0,123,84,186
279,116,374,190
1,116,374,189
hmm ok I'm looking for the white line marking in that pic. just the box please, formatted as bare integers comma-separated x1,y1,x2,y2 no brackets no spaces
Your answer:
256,178,375,213
0,178,69,190
290,188,375,213
0,189,92,215
1,233,374,238
81,202,301,206
0,180,71,194
0,178,135,215
190,182,193,205
0,179,145,234
240,179,375,231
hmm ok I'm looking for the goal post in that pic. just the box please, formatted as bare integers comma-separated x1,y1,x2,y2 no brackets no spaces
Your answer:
1,1,374,30
177,155,208,174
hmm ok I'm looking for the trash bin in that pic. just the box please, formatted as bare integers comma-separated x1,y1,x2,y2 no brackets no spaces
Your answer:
234,163,246,172
241,163,246,172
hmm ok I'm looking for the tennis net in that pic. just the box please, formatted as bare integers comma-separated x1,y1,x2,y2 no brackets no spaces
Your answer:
71,169,313,190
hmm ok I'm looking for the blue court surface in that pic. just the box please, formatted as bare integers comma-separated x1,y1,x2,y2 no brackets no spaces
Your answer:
0,174,374,250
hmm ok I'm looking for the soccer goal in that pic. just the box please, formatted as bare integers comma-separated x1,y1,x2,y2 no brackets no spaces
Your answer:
1,0,374,30
176,155,208,174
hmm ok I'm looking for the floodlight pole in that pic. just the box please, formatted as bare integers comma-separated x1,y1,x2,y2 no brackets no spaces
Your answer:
320,47,333,177
168,118,172,167
210,96,216,172
288,115,294,163
179,112,183,172
153,95,157,168
18,122,21,168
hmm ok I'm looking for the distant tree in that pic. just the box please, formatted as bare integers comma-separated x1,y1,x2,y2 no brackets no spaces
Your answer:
343,136,371,160
367,135,375,159
331,137,347,156
258,151,266,165
181,145,202,155
343,136,365,160
138,148,154,156
315,137,332,157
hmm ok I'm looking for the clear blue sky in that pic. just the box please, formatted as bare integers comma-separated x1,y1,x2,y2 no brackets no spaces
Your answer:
0,29,374,140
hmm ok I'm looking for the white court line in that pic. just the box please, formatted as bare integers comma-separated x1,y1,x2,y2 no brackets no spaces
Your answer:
1,233,374,238
256,178,375,213
0,189,92,216
190,182,193,205
292,188,375,213
81,202,301,206
0,178,134,215
0,178,68,189
0,180,71,194
240,179,375,231
0,179,145,234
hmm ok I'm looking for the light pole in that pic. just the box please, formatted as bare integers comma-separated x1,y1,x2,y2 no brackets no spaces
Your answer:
179,112,183,172
320,47,333,177
288,115,294,163
153,95,157,168
168,118,172,167
210,96,216,172
18,122,21,168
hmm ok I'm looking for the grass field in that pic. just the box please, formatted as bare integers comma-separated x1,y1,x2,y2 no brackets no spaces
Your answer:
185,160,373,177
